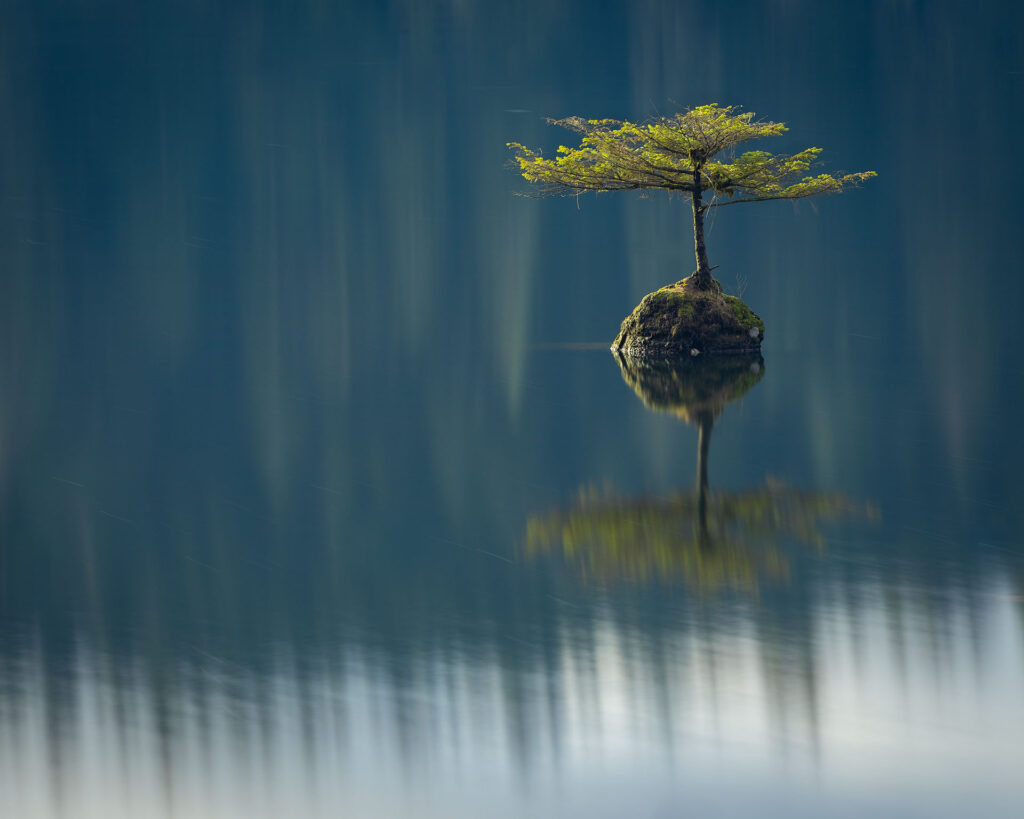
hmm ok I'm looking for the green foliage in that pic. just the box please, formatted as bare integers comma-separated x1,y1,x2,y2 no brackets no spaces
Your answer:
508,104,875,207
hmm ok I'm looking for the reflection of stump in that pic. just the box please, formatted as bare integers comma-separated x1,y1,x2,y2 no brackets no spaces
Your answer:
611,277,764,358
615,349,764,423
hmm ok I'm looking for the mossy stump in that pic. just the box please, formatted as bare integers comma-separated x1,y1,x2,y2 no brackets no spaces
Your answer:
611,274,764,357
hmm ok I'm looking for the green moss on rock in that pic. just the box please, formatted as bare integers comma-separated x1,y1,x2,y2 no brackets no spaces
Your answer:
612,275,764,357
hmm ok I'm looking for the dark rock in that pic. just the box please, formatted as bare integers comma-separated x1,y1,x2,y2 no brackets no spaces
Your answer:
611,275,764,357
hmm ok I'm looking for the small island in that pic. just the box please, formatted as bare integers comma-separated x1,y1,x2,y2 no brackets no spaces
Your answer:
509,105,874,356
611,276,764,356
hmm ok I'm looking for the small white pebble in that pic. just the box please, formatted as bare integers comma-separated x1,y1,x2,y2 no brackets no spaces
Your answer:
690,348,700,357
749,327,760,338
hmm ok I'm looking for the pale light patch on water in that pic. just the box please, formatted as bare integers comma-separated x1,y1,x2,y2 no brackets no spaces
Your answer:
1,575,1021,819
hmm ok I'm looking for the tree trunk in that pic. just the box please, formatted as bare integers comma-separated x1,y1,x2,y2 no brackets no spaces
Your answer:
690,168,714,290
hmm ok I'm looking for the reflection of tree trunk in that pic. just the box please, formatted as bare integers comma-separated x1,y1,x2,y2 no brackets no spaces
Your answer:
696,410,713,548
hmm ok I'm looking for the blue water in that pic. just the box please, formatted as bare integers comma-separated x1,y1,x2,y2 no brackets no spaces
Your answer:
2,1,1023,817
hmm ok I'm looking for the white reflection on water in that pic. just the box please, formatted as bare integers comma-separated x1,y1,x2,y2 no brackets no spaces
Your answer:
2,577,1022,819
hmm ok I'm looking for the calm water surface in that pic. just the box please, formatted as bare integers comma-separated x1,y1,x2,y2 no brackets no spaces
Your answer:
2,1,1023,817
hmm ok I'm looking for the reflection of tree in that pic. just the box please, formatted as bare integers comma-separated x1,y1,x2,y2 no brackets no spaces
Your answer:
618,352,765,541
527,481,871,592
527,354,877,592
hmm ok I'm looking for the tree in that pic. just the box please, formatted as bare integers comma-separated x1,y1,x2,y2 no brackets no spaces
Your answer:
508,104,875,291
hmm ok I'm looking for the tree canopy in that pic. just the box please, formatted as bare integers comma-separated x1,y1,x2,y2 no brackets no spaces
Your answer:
509,104,875,293
507,104,875,207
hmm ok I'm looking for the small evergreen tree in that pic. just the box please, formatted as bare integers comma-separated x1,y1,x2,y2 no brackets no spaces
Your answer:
508,104,875,291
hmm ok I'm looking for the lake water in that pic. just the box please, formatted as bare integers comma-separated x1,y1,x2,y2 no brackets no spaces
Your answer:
2,1,1023,817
